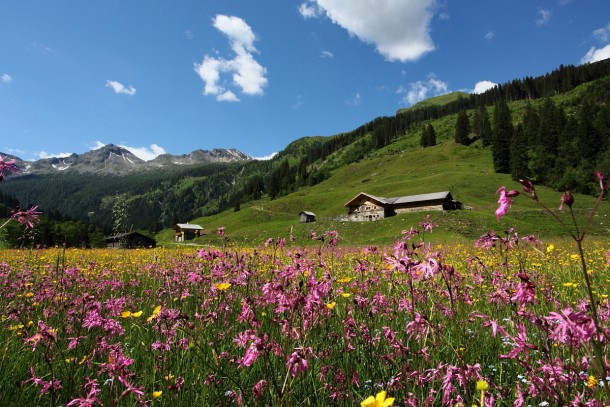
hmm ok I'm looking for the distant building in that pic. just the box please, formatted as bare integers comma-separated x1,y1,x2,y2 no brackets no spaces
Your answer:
344,191,459,221
299,211,316,223
106,232,157,248
174,223,204,242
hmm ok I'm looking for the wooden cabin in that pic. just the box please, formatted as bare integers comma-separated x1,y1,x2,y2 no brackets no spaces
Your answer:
299,211,317,223
174,223,204,242
344,191,459,221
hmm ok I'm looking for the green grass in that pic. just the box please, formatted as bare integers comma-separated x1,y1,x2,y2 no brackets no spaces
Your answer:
157,136,610,247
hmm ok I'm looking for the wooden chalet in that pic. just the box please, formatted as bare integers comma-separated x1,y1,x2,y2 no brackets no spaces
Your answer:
174,223,204,242
106,231,157,248
299,211,316,223
344,191,459,221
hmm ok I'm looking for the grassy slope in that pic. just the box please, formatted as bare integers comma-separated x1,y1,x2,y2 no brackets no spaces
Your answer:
157,136,610,247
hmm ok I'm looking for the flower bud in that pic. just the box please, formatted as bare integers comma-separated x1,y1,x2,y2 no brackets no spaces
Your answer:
506,190,520,197
560,191,574,210
518,179,534,193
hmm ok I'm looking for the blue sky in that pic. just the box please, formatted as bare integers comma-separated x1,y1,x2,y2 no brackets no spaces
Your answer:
1,1,609,161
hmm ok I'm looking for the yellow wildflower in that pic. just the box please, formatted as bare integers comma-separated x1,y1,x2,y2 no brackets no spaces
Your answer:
588,375,598,389
214,282,232,291
147,305,162,322
476,380,489,391
326,301,337,310
361,390,394,407
341,293,351,298
120,311,132,318
546,244,554,253
152,390,163,398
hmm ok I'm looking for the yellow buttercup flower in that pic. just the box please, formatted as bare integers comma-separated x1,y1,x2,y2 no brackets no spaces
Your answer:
476,380,489,391
131,310,143,318
147,305,162,322
326,301,337,310
341,293,351,298
361,390,394,407
152,390,163,398
546,244,554,253
214,282,232,291
120,311,132,318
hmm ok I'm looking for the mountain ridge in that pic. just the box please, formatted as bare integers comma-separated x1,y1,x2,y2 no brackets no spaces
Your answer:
1,144,252,176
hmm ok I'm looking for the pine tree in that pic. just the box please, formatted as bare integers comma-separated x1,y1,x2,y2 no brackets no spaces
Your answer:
472,105,492,146
492,99,513,173
426,124,436,147
510,123,529,180
454,110,471,145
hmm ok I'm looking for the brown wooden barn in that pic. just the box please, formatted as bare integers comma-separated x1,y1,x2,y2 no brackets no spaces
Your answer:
344,191,459,221
174,223,204,242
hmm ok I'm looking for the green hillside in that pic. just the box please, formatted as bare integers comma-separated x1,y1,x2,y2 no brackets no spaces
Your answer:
396,91,469,114
157,135,610,247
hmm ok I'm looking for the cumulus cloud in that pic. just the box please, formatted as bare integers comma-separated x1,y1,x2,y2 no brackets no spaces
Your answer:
92,141,166,161
253,152,278,161
472,80,497,94
38,151,73,159
536,9,551,27
194,15,267,102
1,73,12,83
105,80,136,96
120,144,166,161
581,23,610,64
298,2,322,19
400,75,449,105
300,0,436,62
581,44,610,64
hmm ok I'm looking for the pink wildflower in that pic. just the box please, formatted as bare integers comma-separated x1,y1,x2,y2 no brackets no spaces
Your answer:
11,206,42,229
287,350,309,377
0,155,19,181
495,186,518,220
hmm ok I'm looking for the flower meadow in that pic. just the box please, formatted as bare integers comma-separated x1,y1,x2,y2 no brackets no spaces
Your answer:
1,225,610,406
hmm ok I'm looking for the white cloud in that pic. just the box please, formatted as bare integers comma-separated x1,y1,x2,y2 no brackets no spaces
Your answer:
581,44,610,64
472,80,497,94
301,0,436,62
536,9,551,27
320,50,334,58
299,2,323,19
195,15,267,102
120,144,166,161
105,80,136,96
346,92,362,106
592,23,610,43
38,151,73,159
90,141,166,161
253,152,278,160
1,73,12,83
484,31,494,41
400,75,449,106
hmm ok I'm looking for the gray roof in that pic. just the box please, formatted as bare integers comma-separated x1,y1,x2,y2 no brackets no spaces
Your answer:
175,223,204,230
300,211,316,216
345,191,451,207
384,191,452,205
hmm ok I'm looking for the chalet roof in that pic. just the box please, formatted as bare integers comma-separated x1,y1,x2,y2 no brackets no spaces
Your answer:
300,211,316,216
175,223,204,230
345,191,452,207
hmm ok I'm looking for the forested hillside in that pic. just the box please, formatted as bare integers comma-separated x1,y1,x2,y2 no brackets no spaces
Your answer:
1,58,610,241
